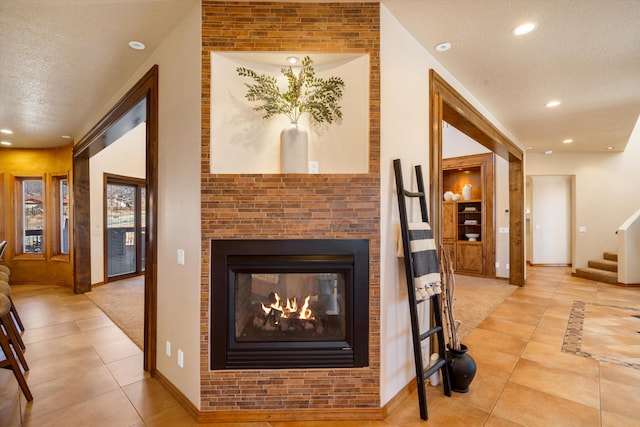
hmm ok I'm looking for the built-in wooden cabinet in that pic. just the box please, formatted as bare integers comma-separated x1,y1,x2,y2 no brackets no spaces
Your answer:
442,153,495,277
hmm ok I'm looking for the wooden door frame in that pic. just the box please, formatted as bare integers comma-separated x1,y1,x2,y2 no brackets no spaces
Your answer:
72,65,158,372
430,70,525,286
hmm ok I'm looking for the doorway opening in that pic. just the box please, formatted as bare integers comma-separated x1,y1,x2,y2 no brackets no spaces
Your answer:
429,70,525,286
73,65,158,373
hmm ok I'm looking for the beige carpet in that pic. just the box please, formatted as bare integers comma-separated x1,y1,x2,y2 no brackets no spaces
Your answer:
82,273,514,352
85,276,144,349
452,274,517,340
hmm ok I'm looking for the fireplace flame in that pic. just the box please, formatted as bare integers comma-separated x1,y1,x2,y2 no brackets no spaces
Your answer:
261,292,314,320
299,295,312,319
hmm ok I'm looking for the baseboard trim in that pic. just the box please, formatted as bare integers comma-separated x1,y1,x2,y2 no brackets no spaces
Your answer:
380,378,418,418
197,407,385,423
154,369,419,423
9,281,72,287
616,282,640,287
154,369,199,421
529,262,571,267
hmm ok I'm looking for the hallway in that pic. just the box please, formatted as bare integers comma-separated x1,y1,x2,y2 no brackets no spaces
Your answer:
1,266,639,426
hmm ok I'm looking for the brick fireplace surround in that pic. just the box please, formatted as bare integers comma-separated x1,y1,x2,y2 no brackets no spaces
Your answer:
200,1,382,422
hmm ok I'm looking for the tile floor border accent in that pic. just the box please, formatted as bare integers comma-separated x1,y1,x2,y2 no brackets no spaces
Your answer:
563,300,640,370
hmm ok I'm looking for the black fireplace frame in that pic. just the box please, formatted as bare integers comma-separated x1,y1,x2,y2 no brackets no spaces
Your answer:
210,239,369,370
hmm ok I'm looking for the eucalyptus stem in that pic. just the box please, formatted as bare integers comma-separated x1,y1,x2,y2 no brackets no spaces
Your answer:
237,56,345,125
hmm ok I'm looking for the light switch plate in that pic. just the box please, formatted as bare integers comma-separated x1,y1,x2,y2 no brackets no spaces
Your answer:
177,349,184,368
177,249,185,265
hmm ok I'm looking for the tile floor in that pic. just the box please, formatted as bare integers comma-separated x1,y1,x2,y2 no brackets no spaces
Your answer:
1,266,639,426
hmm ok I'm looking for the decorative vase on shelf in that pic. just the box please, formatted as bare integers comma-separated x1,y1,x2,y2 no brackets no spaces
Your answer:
236,56,344,174
280,123,308,173
462,184,472,200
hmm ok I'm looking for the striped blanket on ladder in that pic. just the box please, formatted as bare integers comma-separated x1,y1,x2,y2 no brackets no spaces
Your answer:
408,222,441,300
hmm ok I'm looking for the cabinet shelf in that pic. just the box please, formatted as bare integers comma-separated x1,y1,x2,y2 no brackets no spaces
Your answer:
442,153,494,277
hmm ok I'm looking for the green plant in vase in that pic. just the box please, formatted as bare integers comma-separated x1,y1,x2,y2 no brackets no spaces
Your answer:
236,56,345,173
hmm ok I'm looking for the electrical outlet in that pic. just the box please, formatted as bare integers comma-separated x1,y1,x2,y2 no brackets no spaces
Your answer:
177,349,184,368
495,262,500,269
165,341,171,356
506,263,510,270
308,161,319,174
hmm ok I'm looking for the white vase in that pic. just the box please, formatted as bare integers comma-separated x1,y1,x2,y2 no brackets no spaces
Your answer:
280,123,308,173
462,184,472,200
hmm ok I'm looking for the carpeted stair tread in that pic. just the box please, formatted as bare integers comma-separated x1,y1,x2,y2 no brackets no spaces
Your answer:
603,252,618,262
588,259,618,272
575,267,618,284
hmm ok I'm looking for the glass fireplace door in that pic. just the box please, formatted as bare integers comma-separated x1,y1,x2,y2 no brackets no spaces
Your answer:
235,272,346,342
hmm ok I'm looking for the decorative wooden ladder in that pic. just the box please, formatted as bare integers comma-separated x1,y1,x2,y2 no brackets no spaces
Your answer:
393,159,451,420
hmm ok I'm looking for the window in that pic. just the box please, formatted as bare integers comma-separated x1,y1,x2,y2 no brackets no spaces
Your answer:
16,178,44,254
52,176,70,255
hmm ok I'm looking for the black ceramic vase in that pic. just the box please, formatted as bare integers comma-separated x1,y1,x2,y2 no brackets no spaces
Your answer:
447,343,476,393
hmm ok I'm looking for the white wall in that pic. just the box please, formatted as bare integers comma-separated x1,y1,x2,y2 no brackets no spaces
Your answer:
89,123,146,284
82,0,202,406
152,3,201,406
526,115,640,271
380,5,522,405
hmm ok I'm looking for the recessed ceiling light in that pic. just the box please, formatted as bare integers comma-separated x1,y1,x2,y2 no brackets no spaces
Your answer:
286,56,299,65
62,135,72,139
544,150,553,155
546,100,561,108
513,22,537,36
606,146,615,150
563,139,573,144
0,129,13,134
435,42,452,52
526,146,534,150
128,40,146,50
1,141,12,146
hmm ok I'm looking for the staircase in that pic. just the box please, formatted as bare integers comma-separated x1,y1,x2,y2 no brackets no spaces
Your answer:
575,252,618,284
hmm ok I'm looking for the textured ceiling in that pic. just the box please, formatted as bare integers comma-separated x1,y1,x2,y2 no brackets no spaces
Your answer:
1,0,639,153
0,0,197,148
383,0,640,153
